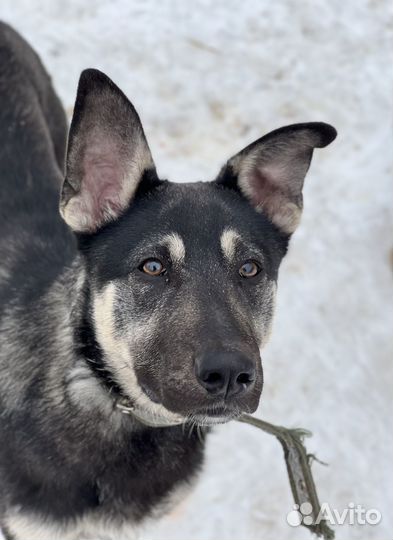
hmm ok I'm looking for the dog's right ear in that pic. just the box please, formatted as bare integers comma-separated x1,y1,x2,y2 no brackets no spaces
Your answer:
60,69,156,233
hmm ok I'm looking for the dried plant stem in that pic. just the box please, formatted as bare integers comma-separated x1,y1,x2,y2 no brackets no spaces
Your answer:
238,414,335,540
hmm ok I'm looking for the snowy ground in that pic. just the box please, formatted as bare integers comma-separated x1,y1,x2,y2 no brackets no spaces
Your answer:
1,1,392,539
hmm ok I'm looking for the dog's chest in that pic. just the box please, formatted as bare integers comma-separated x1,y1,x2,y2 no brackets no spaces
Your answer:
4,425,204,540
5,464,197,540
5,513,141,540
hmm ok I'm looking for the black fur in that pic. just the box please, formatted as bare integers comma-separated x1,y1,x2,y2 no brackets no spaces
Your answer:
0,22,335,539
0,23,204,528
0,24,225,534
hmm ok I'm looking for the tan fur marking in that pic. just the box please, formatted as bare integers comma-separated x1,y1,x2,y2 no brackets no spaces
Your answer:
92,283,184,425
162,233,186,264
220,228,241,261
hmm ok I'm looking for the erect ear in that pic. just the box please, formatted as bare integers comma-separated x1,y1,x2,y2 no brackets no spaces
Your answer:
216,122,337,235
60,69,157,233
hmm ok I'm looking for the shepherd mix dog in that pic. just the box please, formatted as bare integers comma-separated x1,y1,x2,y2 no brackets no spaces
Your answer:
0,22,336,540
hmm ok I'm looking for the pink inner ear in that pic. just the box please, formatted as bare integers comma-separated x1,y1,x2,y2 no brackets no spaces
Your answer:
247,165,286,209
81,139,127,224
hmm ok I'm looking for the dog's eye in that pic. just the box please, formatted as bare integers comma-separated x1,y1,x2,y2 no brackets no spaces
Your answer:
239,261,260,278
140,259,165,276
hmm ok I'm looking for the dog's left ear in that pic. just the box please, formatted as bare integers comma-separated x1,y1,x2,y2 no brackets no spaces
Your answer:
60,69,156,233
216,122,337,234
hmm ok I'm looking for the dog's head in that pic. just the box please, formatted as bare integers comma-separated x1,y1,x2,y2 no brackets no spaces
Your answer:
60,69,336,426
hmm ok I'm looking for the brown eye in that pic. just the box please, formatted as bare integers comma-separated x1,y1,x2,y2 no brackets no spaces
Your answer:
141,259,165,276
239,261,260,278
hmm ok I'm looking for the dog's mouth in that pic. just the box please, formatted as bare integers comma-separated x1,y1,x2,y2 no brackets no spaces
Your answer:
187,406,242,426
116,395,241,428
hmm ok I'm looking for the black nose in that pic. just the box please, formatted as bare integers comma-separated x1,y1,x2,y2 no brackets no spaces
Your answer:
195,351,256,398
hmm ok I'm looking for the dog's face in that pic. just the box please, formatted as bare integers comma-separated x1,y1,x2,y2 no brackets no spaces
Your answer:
80,182,286,425
60,70,336,426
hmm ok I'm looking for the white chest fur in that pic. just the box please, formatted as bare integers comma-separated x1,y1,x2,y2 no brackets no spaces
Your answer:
5,513,141,540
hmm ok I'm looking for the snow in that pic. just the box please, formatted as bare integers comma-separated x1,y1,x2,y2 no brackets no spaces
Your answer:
1,1,392,538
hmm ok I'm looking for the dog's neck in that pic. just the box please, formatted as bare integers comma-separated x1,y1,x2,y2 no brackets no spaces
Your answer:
54,256,167,431
72,271,123,399
47,257,124,424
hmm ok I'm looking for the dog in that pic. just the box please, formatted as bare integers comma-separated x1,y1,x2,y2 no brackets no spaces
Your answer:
0,21,336,540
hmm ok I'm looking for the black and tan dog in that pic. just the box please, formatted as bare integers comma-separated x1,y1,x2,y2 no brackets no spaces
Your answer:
0,22,336,540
